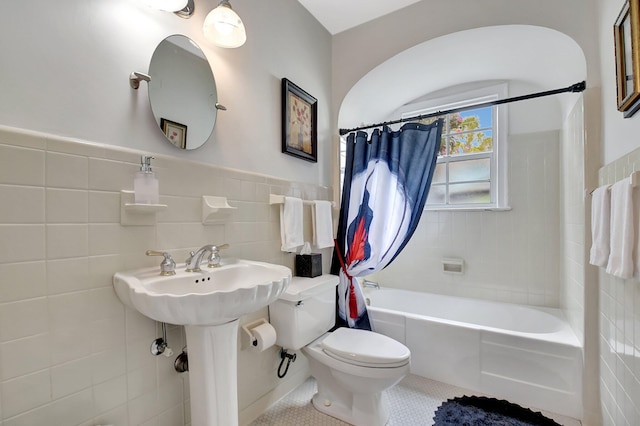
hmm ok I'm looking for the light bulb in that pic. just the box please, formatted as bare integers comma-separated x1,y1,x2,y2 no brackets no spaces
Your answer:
203,1,246,48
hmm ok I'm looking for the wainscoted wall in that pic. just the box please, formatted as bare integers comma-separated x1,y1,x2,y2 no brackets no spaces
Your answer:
0,125,332,426
371,130,561,308
597,150,640,426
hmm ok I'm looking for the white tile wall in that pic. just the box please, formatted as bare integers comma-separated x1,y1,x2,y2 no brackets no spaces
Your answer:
560,98,586,343
371,130,561,307
0,125,332,426
598,152,640,426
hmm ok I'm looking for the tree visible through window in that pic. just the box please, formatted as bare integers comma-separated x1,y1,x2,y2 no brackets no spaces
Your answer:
416,106,494,206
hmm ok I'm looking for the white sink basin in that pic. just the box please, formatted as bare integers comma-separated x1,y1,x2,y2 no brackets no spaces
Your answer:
113,258,291,325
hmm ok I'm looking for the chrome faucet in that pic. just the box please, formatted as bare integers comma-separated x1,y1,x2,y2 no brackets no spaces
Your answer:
185,244,229,272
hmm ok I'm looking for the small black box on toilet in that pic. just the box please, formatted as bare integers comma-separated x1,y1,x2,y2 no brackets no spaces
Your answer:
295,254,322,277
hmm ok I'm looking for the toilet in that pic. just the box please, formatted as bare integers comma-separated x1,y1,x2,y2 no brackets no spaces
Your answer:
269,275,410,426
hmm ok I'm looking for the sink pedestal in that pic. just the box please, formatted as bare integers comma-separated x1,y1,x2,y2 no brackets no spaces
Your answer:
113,259,291,425
185,320,239,426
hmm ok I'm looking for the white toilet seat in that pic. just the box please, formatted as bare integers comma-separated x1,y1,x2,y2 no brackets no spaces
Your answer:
305,336,410,380
320,327,410,368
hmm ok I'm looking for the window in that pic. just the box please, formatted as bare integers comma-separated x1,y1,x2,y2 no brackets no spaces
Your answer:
339,84,508,211
400,84,508,210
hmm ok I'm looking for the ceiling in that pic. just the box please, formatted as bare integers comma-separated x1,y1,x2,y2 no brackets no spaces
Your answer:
297,0,421,34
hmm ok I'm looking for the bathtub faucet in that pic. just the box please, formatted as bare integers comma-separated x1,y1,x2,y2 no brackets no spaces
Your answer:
363,280,380,289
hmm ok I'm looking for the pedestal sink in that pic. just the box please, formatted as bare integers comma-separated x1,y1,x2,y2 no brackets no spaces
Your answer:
113,258,291,426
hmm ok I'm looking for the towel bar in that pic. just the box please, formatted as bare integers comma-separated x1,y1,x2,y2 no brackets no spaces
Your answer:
269,194,336,207
588,170,639,195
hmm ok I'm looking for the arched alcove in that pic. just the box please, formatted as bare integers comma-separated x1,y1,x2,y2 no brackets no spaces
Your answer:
338,25,587,132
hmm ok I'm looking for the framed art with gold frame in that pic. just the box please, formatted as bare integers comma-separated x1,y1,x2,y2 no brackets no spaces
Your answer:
615,0,640,117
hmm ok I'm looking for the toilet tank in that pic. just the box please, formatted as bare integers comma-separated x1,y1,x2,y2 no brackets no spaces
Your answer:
269,274,338,350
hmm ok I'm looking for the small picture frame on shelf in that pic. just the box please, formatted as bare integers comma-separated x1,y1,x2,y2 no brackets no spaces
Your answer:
281,78,318,162
614,0,640,117
160,118,188,149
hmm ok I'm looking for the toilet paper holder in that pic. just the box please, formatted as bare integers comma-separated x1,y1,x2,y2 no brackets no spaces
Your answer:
242,318,271,348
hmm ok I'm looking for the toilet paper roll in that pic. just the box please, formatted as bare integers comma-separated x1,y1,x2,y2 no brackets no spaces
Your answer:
250,322,277,352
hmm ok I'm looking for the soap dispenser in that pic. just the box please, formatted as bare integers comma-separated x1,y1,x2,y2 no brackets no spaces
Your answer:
134,155,159,204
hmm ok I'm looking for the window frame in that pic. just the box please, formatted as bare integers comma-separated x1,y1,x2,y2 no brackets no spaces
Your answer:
397,83,510,211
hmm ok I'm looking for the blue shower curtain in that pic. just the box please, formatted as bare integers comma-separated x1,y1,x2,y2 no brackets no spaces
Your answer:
332,121,443,329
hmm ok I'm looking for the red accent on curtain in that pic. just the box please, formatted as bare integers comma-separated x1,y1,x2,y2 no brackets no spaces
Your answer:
348,283,358,318
333,239,359,319
346,217,368,264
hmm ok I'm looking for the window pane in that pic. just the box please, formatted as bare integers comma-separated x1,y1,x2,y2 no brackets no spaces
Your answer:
426,184,446,204
432,163,446,184
448,113,465,133
396,90,502,210
449,158,490,183
448,130,493,155
449,182,491,204
459,107,492,129
448,108,491,133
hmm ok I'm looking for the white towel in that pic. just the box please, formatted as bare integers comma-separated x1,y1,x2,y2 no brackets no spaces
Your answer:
312,200,334,249
606,177,634,279
589,184,611,267
280,196,304,252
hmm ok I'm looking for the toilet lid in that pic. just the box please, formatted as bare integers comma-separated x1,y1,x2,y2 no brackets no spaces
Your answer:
321,327,410,367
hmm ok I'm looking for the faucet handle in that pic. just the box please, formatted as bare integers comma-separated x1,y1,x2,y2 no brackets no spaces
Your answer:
207,244,229,268
146,250,177,276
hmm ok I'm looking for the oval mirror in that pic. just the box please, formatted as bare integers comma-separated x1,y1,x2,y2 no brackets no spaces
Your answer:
148,35,218,150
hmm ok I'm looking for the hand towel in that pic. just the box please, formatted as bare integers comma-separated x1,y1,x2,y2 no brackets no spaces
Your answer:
312,200,334,249
589,184,611,267
606,177,634,279
280,196,303,252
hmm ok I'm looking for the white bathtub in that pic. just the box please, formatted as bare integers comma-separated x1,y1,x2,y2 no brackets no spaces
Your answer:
364,287,583,419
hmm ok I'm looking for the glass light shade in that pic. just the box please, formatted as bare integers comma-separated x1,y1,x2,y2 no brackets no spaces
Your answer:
143,0,188,12
203,1,247,48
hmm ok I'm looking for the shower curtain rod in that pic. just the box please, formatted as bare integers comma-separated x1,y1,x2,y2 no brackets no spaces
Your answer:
338,80,586,136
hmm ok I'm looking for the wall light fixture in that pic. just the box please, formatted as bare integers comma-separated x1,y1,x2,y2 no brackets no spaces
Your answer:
143,0,189,12
202,0,247,48
144,0,245,48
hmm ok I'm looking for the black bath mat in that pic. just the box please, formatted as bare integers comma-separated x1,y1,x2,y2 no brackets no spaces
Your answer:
433,395,561,425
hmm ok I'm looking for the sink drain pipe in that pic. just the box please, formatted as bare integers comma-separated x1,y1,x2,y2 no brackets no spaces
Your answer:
277,348,296,378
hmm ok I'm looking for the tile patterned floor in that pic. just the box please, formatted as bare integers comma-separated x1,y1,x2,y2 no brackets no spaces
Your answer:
250,374,582,425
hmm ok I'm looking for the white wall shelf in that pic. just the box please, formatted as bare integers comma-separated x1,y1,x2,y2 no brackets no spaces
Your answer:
120,190,167,226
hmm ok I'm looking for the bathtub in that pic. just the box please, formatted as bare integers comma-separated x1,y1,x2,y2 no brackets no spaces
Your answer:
364,287,583,419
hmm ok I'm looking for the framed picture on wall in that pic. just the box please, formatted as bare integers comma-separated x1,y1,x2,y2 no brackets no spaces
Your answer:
614,0,640,117
281,78,318,162
160,118,187,149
